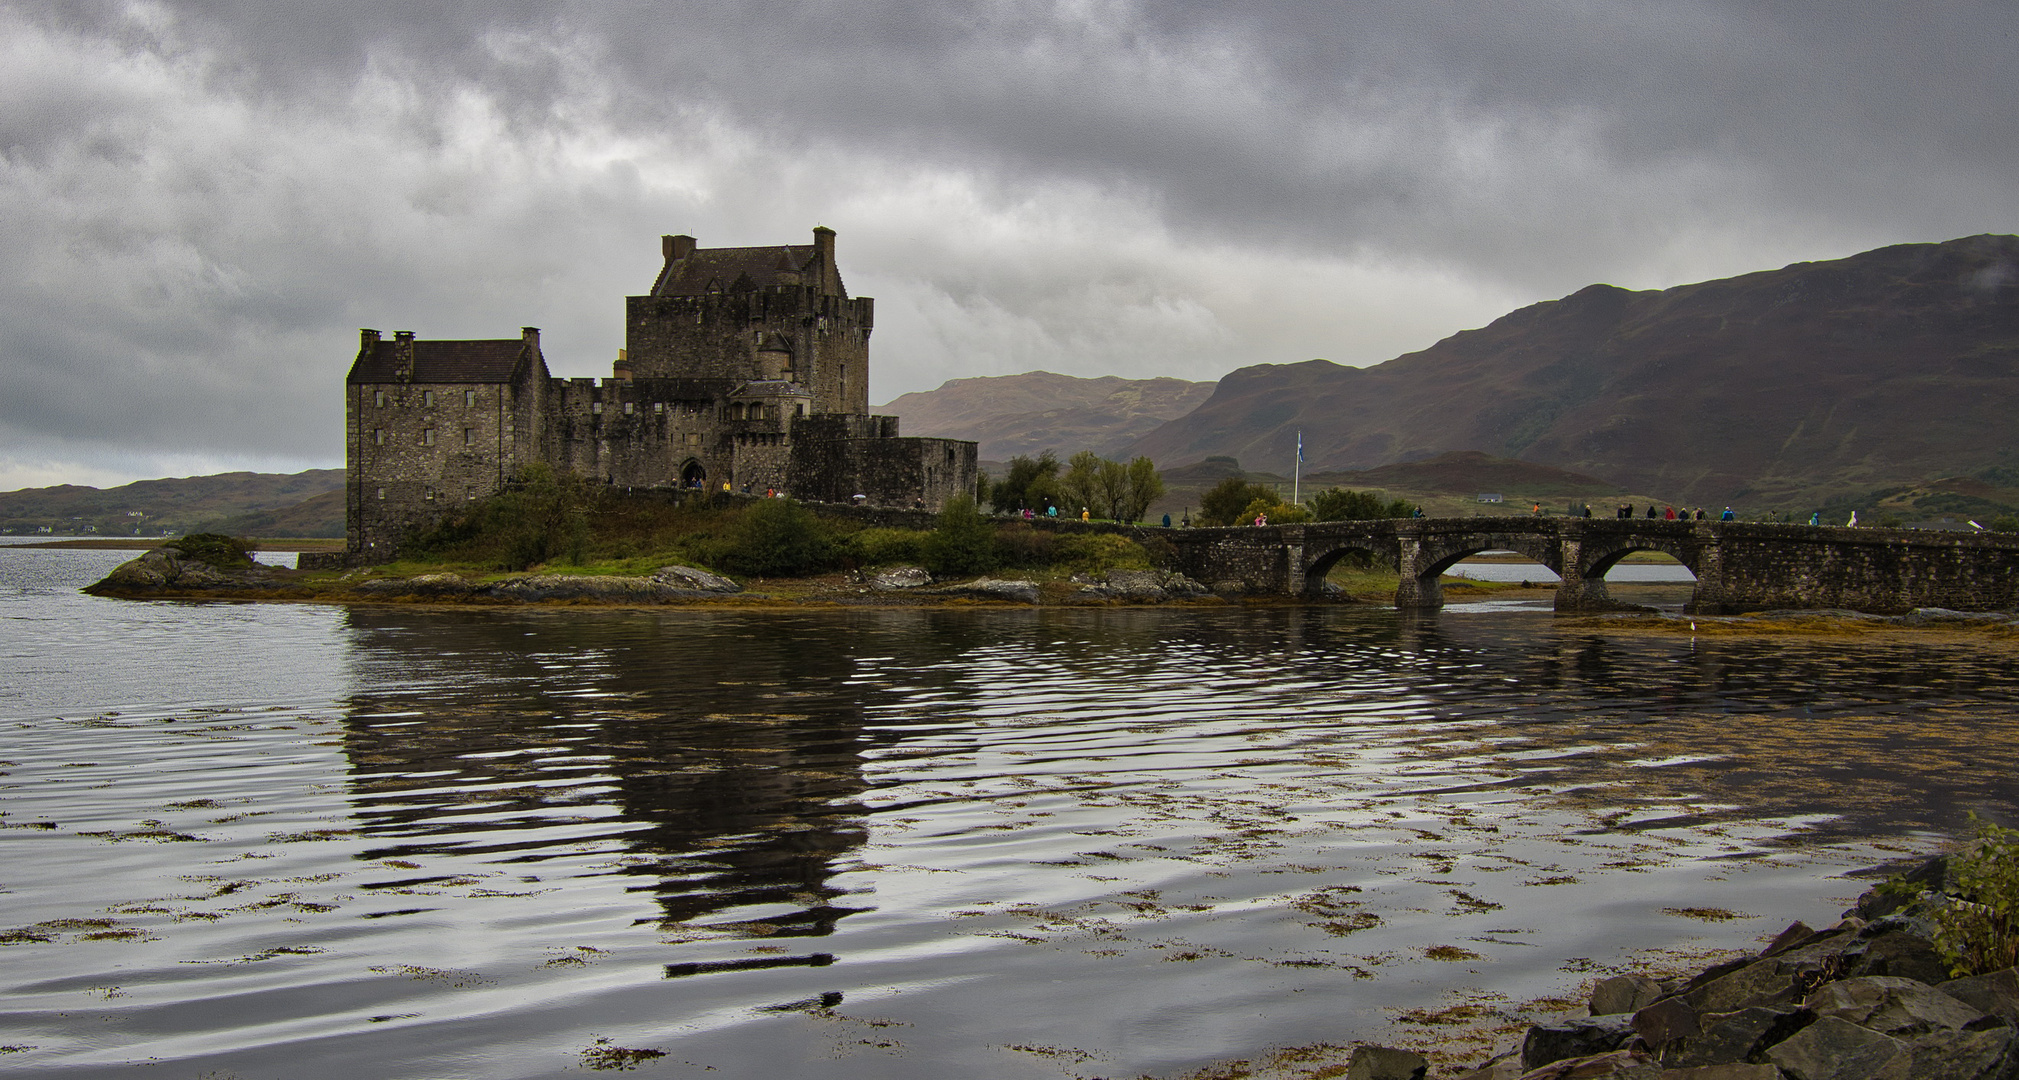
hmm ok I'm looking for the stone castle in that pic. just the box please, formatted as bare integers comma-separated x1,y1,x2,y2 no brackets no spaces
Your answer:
344,227,978,560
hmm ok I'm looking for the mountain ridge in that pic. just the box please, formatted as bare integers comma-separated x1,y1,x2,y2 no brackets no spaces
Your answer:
1124,234,2019,506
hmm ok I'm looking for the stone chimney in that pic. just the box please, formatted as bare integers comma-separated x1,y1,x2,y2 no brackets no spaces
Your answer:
393,331,415,381
612,348,632,381
663,234,696,261
521,327,541,355
360,328,380,352
812,226,836,294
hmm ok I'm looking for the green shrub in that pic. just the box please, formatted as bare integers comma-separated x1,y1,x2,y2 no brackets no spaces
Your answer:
994,523,1057,568
169,533,254,569
715,498,835,577
1237,497,1312,525
409,462,593,570
1050,533,1150,575
921,496,1001,576
848,527,927,567
1931,815,2019,978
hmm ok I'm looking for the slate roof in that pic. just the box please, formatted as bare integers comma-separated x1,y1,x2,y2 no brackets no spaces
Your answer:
347,339,532,385
731,380,813,399
651,245,841,297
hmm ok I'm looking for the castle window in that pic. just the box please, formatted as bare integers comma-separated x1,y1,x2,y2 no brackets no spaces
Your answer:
654,402,664,414
372,428,384,445
423,390,434,407
463,427,474,446
423,428,436,446
374,390,385,408
377,487,386,500
592,401,603,414
795,404,805,418
465,389,476,407
623,401,634,415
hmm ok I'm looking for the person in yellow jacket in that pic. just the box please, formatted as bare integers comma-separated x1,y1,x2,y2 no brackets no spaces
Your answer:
1080,507,1090,521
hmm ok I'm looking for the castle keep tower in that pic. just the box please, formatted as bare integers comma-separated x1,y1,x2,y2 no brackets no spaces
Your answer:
343,227,976,562
626,226,870,415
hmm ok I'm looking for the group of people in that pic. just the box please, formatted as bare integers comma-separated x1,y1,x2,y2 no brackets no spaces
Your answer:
1609,504,1735,521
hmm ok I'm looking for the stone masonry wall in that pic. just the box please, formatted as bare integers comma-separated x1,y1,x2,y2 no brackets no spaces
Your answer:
348,379,528,560
624,287,872,415
1691,523,2019,614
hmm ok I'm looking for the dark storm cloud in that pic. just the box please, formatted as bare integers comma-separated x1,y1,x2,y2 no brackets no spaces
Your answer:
1,0,2015,486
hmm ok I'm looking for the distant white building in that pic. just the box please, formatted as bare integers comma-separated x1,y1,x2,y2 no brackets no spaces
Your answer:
1477,493,1504,504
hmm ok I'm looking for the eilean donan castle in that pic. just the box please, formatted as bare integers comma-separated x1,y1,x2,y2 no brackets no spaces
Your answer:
344,227,978,560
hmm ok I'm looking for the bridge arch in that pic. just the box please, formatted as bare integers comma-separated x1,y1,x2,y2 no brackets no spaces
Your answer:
1302,540,1400,593
1578,537,1702,580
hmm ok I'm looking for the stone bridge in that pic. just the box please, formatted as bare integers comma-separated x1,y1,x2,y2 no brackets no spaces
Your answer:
1155,517,2019,614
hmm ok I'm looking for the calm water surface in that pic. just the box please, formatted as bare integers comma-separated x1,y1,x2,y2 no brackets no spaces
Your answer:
2,545,2015,1078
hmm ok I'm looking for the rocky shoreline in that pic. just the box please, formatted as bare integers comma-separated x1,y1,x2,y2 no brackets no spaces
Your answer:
81,546,1240,606
1339,853,2019,1080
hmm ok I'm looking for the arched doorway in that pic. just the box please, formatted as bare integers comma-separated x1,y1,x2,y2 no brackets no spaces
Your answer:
681,460,706,489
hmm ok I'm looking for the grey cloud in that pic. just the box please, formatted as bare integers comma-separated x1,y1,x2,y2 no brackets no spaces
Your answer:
1,0,2015,485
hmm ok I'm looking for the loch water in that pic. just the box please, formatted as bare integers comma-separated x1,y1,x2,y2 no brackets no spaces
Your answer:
2,544,2016,1079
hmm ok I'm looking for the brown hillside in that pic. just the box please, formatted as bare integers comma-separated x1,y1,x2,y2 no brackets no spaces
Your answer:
880,371,1215,460
1126,235,2019,507
0,469,345,535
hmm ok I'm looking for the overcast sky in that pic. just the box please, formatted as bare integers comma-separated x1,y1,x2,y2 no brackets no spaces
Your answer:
3,1,2016,489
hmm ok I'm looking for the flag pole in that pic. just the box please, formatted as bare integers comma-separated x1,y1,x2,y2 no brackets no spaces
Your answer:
1293,430,1302,507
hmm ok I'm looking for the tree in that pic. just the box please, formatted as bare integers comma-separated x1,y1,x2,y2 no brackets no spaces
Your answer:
1307,487,1413,522
1116,457,1166,523
1058,451,1106,519
989,451,1062,514
921,495,1001,575
1198,477,1279,526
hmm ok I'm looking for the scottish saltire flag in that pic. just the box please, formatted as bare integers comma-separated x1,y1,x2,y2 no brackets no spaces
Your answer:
1296,431,1304,463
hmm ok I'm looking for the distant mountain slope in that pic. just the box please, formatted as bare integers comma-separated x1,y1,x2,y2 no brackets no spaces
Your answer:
0,469,345,536
1126,234,2019,507
1312,451,1624,497
879,371,1216,460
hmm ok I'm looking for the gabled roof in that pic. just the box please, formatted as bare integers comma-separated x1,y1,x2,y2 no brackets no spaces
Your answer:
651,245,847,298
347,338,534,385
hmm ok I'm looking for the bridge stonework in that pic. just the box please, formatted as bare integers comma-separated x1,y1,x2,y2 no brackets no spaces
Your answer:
1155,518,2019,615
